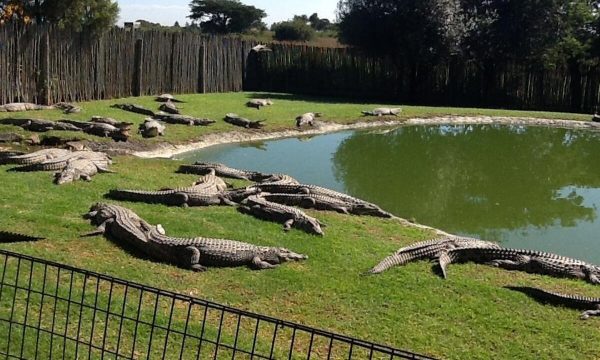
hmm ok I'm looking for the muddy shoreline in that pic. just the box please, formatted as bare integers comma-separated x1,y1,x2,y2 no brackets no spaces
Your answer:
131,115,600,158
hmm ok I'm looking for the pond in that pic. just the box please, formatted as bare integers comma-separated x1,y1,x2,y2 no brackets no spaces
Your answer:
175,124,600,264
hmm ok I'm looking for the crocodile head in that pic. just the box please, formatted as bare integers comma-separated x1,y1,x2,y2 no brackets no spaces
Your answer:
84,203,116,224
261,247,308,264
54,169,78,185
350,204,394,218
297,217,324,236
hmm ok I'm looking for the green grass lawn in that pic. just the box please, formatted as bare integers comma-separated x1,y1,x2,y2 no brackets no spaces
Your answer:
0,94,598,359
0,92,591,147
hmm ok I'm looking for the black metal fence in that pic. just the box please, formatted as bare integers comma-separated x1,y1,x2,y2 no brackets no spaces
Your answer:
0,249,434,359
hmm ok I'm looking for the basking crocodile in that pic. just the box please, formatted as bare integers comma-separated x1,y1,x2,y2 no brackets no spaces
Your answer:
138,119,165,138
11,151,111,172
54,102,82,114
224,113,265,129
436,247,600,285
0,133,24,143
0,231,45,243
90,116,133,129
2,118,82,132
160,169,228,194
155,94,184,103
246,99,273,109
258,174,299,185
7,148,71,165
248,183,393,218
110,104,156,116
506,286,600,319
158,102,180,114
361,108,402,117
296,112,322,127
85,203,306,270
107,188,236,207
85,122,130,140
239,195,324,235
0,103,54,112
178,162,270,181
260,192,391,217
54,158,114,184
153,113,215,126
367,236,501,274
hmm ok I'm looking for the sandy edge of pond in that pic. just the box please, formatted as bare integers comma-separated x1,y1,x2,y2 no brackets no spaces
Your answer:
133,115,600,159
132,115,600,237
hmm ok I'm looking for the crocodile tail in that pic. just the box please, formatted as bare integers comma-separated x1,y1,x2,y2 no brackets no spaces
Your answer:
107,189,186,206
367,251,415,274
437,251,453,279
0,231,45,243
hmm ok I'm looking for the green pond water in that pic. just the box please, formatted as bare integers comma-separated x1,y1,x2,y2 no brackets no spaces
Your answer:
175,124,600,264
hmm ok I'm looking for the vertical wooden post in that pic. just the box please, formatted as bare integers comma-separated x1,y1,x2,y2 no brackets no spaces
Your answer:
133,38,143,96
39,31,50,105
198,45,205,93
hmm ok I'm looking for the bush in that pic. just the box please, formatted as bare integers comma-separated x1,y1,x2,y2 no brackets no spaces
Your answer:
271,20,315,41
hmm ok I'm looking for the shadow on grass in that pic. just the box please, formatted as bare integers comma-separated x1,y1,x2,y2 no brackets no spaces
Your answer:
244,92,403,106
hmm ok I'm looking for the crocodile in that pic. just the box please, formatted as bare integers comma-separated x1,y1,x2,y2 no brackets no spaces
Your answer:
239,195,324,235
85,203,306,271
246,99,273,109
296,112,322,127
506,286,600,319
224,113,265,129
1,118,83,132
0,133,24,143
110,104,156,117
367,236,501,274
107,189,236,207
90,116,133,129
11,151,111,172
160,169,228,194
0,231,45,243
178,162,270,181
247,183,393,218
54,158,114,184
158,102,180,114
84,122,130,141
361,108,402,117
155,94,185,103
258,174,299,185
260,192,392,217
54,102,82,114
0,103,54,112
138,119,165,138
7,148,71,165
436,247,600,285
153,113,215,126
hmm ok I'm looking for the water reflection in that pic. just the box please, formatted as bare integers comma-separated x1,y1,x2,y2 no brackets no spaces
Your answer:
176,124,600,262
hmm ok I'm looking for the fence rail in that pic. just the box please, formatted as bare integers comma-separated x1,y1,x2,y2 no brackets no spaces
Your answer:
1,24,596,112
0,249,434,359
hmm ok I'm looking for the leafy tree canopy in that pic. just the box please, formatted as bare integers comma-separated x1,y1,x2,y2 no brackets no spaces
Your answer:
0,0,119,35
188,0,266,34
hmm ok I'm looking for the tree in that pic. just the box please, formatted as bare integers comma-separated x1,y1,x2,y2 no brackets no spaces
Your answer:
337,0,465,98
271,20,315,41
0,0,119,35
188,0,266,34
308,13,332,31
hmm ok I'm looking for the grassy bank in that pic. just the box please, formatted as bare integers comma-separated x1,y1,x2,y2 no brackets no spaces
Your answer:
0,94,598,358
0,92,591,147
0,155,599,359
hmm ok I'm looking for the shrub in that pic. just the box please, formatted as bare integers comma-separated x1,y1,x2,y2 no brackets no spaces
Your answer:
271,20,315,41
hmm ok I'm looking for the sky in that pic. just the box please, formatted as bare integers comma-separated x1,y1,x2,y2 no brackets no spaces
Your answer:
117,0,339,27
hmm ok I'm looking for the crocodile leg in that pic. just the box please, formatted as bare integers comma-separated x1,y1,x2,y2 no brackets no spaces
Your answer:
581,308,600,319
283,219,294,231
185,246,207,272
251,256,277,270
437,251,452,279
82,218,114,236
